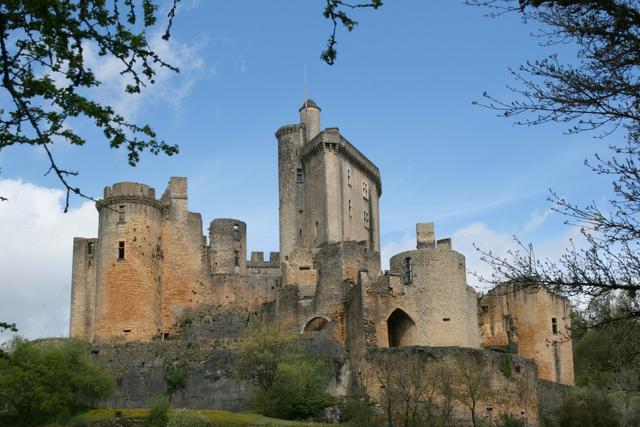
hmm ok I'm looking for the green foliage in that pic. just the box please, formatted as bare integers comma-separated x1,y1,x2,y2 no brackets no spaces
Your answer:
254,356,335,420
0,322,17,332
321,1,383,65
500,353,514,380
0,0,181,209
556,387,621,427
165,361,187,399
234,322,298,392
343,393,377,427
167,409,211,427
0,337,113,427
496,413,526,427
145,396,170,427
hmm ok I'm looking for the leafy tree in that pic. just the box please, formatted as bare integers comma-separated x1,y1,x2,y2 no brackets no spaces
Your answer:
255,355,335,420
234,322,334,420
0,0,382,209
165,361,187,403
234,321,298,392
466,0,640,332
0,337,113,427
556,387,621,427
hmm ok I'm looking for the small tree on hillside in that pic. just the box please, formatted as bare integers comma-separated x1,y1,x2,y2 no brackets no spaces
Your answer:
234,321,297,392
454,352,491,427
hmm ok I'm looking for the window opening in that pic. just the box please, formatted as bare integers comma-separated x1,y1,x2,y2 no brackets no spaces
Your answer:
403,257,413,284
362,181,369,200
234,250,239,267
364,211,370,228
551,317,558,334
348,200,352,218
87,241,94,255
118,241,125,259
443,318,451,322
315,221,319,238
296,168,304,183
347,168,351,186
233,224,240,241
118,205,125,223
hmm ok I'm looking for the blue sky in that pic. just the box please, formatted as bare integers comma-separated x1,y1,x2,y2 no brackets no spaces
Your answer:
0,1,618,339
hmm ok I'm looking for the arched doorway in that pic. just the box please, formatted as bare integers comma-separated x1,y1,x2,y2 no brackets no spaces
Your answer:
387,308,416,347
302,316,330,334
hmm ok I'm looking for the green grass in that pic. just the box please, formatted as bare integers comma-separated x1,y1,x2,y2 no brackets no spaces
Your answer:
71,408,336,426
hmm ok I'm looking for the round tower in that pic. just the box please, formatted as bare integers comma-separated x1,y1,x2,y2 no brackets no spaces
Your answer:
390,241,480,348
94,182,162,342
299,99,321,141
276,122,306,260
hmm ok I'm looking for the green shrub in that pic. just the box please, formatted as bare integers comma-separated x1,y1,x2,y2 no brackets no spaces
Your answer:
500,353,514,380
145,397,170,427
496,413,526,427
343,393,377,427
255,355,335,420
0,337,113,427
556,387,621,427
166,362,187,399
167,409,211,427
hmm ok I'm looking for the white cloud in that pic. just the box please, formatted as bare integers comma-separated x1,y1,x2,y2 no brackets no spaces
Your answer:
381,231,415,270
522,208,554,233
80,30,207,120
0,179,97,342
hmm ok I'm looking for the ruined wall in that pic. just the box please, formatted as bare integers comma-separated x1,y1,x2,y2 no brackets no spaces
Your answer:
94,183,162,342
209,219,247,275
158,177,211,336
70,237,97,341
479,284,575,385
91,336,349,411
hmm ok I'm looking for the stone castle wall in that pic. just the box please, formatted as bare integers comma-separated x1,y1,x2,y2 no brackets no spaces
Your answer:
479,283,575,385
70,100,575,419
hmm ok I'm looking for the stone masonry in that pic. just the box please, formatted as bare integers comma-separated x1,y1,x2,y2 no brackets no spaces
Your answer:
70,101,575,421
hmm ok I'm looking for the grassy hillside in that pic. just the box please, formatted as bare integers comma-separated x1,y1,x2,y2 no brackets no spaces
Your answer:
71,408,335,427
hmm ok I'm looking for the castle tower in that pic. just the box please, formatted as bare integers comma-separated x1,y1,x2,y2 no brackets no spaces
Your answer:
93,183,162,342
276,101,382,260
209,219,247,274
388,223,480,348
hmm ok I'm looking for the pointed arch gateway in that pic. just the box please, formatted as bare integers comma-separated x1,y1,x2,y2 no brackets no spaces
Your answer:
387,308,416,347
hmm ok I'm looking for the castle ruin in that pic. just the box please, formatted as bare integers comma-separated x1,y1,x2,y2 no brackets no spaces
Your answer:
70,101,574,420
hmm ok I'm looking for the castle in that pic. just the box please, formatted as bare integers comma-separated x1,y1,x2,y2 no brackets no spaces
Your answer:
70,100,574,393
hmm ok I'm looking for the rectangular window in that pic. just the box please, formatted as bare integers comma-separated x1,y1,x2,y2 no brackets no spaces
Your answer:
118,241,125,259
551,317,558,334
362,181,370,200
296,168,304,183
403,257,413,284
363,211,370,228
233,224,240,241
234,250,239,267
118,205,125,223
87,241,94,255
